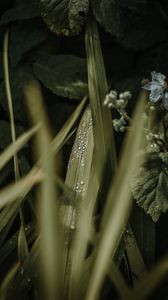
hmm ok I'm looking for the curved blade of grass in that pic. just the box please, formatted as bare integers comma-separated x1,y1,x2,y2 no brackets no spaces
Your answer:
24,80,64,300
18,224,29,264
3,30,20,182
85,15,117,186
3,29,29,263
0,125,40,170
0,263,20,300
0,168,43,209
85,93,147,300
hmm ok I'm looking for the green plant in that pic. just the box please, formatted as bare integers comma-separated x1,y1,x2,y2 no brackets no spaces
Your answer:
0,1,168,300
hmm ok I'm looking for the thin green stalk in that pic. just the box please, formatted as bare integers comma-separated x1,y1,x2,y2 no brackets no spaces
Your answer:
3,30,28,259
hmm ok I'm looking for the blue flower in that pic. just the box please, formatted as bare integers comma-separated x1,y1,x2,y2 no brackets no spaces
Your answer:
142,71,168,110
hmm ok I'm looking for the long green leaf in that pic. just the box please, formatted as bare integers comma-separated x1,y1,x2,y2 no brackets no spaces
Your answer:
24,80,64,300
85,93,146,300
62,106,94,299
85,15,117,184
3,29,29,264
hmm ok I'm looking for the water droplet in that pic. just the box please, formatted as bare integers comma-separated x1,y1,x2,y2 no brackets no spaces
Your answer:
27,278,31,283
70,223,75,230
25,226,29,231
20,268,24,275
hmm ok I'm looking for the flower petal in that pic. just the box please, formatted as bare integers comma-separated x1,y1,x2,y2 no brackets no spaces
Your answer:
163,92,168,110
151,71,165,85
149,88,163,102
142,82,161,91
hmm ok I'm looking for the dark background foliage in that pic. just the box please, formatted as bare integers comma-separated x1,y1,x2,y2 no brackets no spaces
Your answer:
1,0,168,298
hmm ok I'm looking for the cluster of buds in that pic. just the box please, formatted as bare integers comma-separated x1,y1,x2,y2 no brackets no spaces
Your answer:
104,90,132,132
112,116,126,132
104,90,132,112
146,132,164,152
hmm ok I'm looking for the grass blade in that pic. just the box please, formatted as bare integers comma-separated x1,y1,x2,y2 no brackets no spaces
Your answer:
62,107,94,299
0,263,20,300
124,256,168,300
0,168,43,209
3,30,19,181
85,15,117,184
124,225,147,284
24,80,64,300
85,93,147,300
3,29,29,264
0,125,40,170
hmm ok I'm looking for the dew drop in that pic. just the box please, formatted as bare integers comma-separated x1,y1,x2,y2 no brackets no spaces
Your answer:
20,268,24,275
70,223,75,230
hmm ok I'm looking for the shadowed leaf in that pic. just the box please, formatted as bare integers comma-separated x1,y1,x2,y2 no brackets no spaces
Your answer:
131,152,168,222
40,0,89,35
91,0,147,37
10,20,48,68
0,3,40,25
34,54,88,99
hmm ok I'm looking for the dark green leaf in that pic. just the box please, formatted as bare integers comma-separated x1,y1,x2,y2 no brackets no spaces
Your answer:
117,11,168,50
131,152,168,222
0,3,40,25
91,0,147,37
40,0,89,35
33,54,88,99
10,20,48,68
